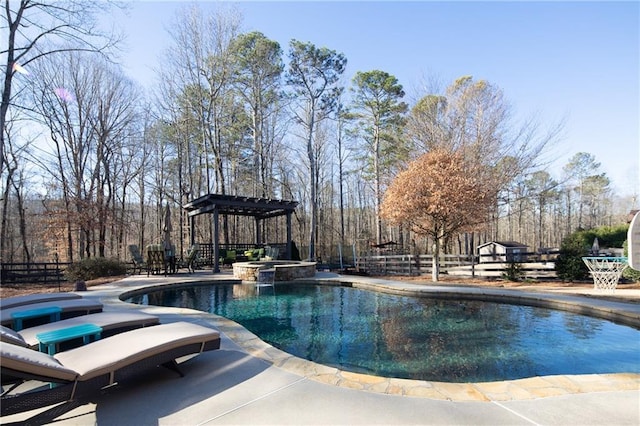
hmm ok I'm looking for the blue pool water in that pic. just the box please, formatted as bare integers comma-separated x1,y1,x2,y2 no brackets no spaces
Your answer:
126,283,640,382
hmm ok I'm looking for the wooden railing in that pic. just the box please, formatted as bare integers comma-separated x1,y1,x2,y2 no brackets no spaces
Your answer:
1,262,70,285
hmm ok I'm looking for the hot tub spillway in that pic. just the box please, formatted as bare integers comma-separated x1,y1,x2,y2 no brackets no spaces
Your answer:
257,268,275,288
232,260,317,282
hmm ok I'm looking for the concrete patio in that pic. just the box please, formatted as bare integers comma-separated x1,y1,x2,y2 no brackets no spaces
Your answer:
3,271,639,425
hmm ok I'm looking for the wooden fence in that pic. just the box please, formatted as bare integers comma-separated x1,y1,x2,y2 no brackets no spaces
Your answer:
1,262,70,285
354,254,557,279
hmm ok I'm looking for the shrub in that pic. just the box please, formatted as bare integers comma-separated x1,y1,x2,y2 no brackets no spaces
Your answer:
555,224,630,282
623,266,640,282
65,257,127,281
555,232,589,281
502,260,524,281
591,224,629,249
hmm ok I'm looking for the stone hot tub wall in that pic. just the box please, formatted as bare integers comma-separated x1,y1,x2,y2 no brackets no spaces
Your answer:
233,261,317,282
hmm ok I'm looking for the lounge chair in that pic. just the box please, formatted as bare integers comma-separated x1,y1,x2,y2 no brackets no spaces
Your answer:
1,311,159,350
1,299,103,329
128,244,147,274
186,244,200,273
1,321,221,424
0,292,81,310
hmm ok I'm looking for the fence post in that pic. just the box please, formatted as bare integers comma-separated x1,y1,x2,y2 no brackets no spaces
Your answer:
55,253,61,291
471,254,476,278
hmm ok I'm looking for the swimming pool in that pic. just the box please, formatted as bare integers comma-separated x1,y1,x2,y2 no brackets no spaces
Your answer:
126,282,640,382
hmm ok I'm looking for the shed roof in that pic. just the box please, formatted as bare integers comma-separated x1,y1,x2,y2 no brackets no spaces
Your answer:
183,194,298,220
477,241,528,249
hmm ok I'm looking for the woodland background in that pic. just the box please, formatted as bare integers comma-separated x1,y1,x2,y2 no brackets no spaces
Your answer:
1,2,637,268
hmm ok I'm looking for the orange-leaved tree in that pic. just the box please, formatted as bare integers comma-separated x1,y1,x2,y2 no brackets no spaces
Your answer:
380,148,497,281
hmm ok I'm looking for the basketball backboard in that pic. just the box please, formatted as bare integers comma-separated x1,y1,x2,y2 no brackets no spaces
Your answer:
628,211,640,271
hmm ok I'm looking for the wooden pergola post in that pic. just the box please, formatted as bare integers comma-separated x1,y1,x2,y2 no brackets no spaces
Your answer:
286,211,292,260
213,209,220,273
255,217,261,246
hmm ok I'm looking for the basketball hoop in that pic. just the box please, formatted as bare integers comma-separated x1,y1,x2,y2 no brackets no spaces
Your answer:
582,257,628,291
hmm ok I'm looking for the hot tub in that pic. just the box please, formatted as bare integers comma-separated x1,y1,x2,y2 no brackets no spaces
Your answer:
232,260,317,282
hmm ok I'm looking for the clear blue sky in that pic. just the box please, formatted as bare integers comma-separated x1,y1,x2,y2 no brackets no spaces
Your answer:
111,1,639,197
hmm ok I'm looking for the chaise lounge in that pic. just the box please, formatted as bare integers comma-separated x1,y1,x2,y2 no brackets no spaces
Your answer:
1,321,221,424
0,293,82,310
1,311,160,350
1,299,103,329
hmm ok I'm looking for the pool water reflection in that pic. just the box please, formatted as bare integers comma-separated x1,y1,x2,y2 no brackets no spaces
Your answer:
127,283,640,382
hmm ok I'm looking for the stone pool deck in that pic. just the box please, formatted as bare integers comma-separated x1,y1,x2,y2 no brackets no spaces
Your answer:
3,271,639,425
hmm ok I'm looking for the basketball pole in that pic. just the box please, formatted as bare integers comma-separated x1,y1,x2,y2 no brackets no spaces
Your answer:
628,211,640,271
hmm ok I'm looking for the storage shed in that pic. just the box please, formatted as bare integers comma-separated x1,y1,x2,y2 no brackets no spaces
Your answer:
477,241,528,263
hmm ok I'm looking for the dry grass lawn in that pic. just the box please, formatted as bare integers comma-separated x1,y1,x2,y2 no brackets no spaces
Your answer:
0,276,127,299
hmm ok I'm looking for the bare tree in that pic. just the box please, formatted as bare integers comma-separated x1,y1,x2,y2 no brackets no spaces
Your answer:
582,174,612,229
334,90,350,252
524,171,559,251
31,51,137,260
156,4,244,255
1,0,121,175
563,152,603,230
408,76,560,186
0,124,34,262
161,4,242,195
86,59,139,257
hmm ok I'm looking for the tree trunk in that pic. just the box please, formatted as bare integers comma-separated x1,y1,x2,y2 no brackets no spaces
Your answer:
11,174,31,263
307,107,317,261
0,161,16,261
432,229,441,282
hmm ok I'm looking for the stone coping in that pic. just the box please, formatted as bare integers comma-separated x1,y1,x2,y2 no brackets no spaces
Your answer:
106,274,640,402
213,312,640,402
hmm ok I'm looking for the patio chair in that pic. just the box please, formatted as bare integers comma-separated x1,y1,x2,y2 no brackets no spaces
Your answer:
165,243,177,274
2,311,159,350
1,299,103,329
0,292,82,310
1,322,221,424
146,244,166,276
128,244,147,274
265,246,280,260
186,244,200,273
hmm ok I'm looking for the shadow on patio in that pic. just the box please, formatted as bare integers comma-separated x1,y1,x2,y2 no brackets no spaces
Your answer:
93,348,270,424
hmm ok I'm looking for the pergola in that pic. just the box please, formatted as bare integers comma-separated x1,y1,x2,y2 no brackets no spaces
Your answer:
182,194,298,272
